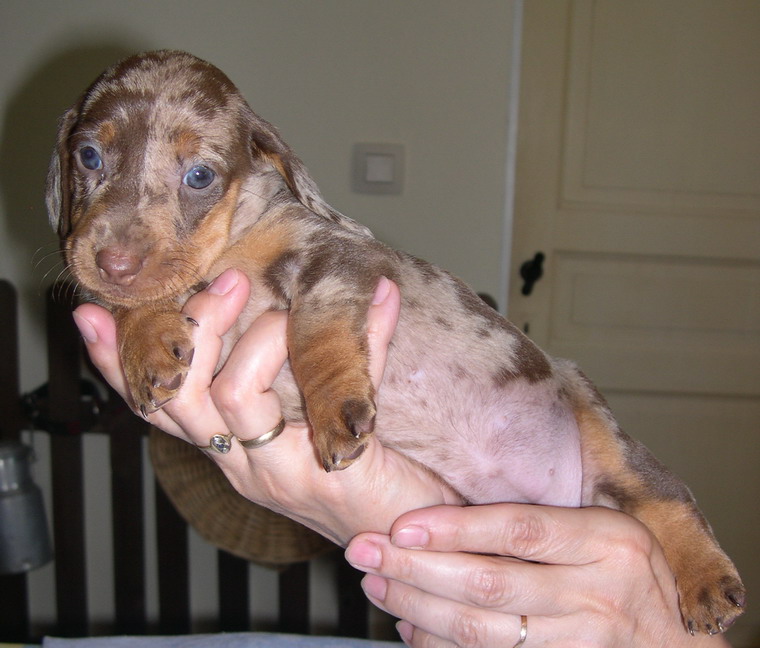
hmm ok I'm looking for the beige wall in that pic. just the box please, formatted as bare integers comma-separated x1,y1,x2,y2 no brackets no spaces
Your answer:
0,0,519,634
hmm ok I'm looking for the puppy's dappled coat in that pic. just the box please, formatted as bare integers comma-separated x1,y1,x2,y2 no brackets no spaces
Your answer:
47,50,744,634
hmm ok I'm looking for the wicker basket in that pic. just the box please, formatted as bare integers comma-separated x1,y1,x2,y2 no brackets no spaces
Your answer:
149,428,335,568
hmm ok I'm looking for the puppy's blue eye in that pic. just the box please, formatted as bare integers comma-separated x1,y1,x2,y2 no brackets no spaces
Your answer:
80,146,102,171
183,165,215,189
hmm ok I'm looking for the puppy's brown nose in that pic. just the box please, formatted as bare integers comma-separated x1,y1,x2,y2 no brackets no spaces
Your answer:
95,248,143,286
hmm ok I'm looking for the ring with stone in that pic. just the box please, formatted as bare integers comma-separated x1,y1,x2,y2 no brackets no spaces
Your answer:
198,432,234,454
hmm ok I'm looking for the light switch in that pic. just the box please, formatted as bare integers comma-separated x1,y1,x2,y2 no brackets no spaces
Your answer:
352,143,404,195
365,154,395,183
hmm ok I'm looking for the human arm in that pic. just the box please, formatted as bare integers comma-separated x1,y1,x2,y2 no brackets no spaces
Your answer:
345,503,732,647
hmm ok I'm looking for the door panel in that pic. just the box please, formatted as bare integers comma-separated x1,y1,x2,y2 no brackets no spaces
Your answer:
510,2,760,644
549,253,760,395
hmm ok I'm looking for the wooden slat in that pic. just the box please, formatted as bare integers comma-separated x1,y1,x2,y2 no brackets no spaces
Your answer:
337,559,369,638
47,283,88,637
50,432,88,636
46,283,81,425
0,573,29,642
0,281,30,642
278,562,310,634
0,280,23,439
110,415,148,634
218,551,250,631
155,481,190,635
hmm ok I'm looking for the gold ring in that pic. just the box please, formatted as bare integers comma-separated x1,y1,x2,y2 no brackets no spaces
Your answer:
238,418,286,449
511,615,528,648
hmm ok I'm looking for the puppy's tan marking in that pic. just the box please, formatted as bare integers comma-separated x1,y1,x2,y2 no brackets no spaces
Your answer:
169,128,201,159
97,121,118,148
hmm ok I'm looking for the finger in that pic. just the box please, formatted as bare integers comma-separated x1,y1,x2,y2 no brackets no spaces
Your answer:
73,304,125,395
176,268,251,390
161,269,251,436
210,309,290,439
396,620,457,648
346,533,577,617
366,277,401,388
360,573,526,648
389,503,652,566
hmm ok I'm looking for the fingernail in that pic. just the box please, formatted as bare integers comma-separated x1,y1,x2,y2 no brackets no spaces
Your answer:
371,276,391,305
396,620,414,645
207,269,239,295
361,574,387,602
345,539,382,570
72,312,98,344
391,525,429,549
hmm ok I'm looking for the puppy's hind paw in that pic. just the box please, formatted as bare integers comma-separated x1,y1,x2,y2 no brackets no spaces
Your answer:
681,571,745,635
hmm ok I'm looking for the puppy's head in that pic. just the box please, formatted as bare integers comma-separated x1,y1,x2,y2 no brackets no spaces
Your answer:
46,49,362,307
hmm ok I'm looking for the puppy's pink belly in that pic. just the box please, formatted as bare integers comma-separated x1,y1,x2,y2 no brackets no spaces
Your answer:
375,378,584,508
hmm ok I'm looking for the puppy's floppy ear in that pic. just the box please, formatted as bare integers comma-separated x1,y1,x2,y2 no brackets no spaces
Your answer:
248,113,372,238
46,105,80,239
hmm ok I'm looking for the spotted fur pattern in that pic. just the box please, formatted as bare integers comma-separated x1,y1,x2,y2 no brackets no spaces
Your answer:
47,51,744,634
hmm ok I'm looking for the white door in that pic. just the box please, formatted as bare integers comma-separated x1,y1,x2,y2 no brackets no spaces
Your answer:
509,2,760,644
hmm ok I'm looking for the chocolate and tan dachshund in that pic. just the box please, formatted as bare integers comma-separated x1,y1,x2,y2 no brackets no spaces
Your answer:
47,50,744,634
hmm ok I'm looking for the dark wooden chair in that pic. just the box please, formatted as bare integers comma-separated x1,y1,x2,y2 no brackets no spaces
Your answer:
0,280,368,642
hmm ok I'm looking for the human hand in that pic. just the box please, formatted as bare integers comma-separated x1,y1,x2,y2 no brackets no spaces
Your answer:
345,503,732,647
74,269,461,546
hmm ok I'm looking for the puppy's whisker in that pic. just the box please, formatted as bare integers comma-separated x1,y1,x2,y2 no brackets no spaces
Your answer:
160,257,204,287
32,243,62,267
40,262,67,288
51,275,77,305
34,251,63,270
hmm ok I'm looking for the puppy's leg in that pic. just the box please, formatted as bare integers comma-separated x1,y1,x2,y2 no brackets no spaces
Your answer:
579,405,745,634
287,288,376,472
115,305,196,415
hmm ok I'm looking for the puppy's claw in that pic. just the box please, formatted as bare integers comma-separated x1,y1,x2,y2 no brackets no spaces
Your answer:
150,394,174,410
164,373,183,392
727,590,746,609
322,443,367,472
185,316,199,327
341,398,376,439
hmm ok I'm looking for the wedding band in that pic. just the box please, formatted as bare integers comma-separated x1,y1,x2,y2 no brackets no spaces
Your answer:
198,432,234,454
239,418,286,449
511,615,528,648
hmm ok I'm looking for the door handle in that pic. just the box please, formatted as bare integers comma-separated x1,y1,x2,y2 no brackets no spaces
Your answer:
519,252,545,296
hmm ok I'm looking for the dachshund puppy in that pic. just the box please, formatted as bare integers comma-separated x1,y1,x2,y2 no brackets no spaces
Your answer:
47,50,743,634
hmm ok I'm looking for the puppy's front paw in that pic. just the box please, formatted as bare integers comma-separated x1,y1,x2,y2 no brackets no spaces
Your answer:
310,395,376,472
121,312,197,415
